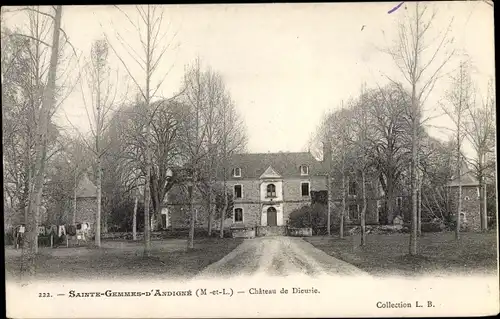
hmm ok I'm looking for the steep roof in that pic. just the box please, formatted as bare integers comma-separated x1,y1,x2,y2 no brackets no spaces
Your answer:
446,170,479,187
76,174,97,198
260,166,282,179
225,152,328,179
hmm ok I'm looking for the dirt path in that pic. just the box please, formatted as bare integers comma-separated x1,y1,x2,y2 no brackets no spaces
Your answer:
197,236,369,278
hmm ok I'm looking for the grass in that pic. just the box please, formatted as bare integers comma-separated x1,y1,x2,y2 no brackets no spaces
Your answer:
304,231,498,277
5,237,243,281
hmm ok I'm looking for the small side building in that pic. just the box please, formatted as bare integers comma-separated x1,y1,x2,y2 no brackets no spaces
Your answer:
69,174,98,234
446,169,481,231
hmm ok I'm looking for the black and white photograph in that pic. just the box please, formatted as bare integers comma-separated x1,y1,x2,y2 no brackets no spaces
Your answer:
2,2,498,318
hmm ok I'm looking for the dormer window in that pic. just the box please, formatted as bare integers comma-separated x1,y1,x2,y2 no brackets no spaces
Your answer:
300,165,309,176
266,184,276,198
233,167,241,177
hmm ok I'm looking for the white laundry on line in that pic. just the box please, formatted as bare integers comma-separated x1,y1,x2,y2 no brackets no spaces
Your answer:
58,225,66,237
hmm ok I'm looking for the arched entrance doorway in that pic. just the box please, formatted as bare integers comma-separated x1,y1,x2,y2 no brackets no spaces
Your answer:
267,207,277,226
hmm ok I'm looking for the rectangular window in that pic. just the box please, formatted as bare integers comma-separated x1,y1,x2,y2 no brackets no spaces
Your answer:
234,208,243,222
348,204,359,220
300,165,309,176
266,184,276,198
348,180,357,196
301,182,310,196
234,185,242,198
233,168,241,177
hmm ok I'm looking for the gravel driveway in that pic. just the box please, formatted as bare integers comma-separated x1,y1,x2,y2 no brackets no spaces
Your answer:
197,236,369,278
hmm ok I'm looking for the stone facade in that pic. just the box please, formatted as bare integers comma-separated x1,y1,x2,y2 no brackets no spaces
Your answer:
72,198,97,232
163,152,330,231
226,153,329,228
448,185,481,231
66,174,98,235
446,169,482,232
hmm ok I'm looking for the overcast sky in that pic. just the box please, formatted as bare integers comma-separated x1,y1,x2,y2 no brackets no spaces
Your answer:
2,2,495,155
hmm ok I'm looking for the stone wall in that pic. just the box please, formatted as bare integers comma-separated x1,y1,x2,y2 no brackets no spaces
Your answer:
165,175,328,232
283,178,311,201
448,186,481,231
232,203,261,227
256,225,286,236
287,227,312,237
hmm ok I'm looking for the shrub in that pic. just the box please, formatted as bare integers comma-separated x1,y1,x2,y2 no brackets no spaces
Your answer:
421,221,446,232
4,231,14,246
288,203,329,235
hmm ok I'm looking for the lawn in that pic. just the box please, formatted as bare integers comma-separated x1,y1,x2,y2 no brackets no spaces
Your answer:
5,237,243,281
304,231,498,277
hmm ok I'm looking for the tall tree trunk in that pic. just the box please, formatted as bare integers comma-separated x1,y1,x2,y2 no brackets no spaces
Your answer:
132,190,138,240
94,43,102,246
386,177,395,224
327,174,331,236
340,170,345,239
150,173,162,231
73,169,77,224
455,154,462,240
143,124,152,255
359,84,367,246
23,147,31,225
187,174,196,249
154,191,161,231
143,5,153,256
479,159,487,231
417,171,422,236
24,6,62,274
207,183,213,236
408,2,421,256
34,179,44,254
409,83,418,255
95,158,102,247
481,183,487,231
455,102,462,240
220,188,228,239
360,171,366,246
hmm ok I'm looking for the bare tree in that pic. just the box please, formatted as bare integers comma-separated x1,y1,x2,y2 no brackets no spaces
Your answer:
317,116,332,236
181,59,246,246
339,104,349,239
24,5,63,271
366,84,412,225
2,7,79,268
315,103,354,239
219,95,230,239
356,84,368,246
77,38,118,247
384,2,455,255
182,58,207,249
197,70,230,236
463,80,496,231
441,60,475,240
106,5,178,256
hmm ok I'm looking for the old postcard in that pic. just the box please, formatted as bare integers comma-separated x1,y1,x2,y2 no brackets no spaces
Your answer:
3,2,498,318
